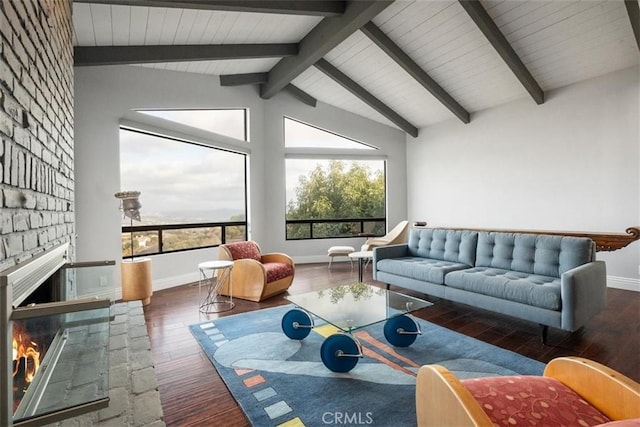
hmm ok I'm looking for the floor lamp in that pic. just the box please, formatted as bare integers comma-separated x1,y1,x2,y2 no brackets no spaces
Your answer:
115,191,153,305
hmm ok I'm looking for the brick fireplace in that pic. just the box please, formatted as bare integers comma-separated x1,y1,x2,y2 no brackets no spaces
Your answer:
1,0,75,269
1,242,115,426
1,1,85,424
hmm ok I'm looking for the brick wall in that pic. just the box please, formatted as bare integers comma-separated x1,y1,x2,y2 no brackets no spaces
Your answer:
0,0,74,270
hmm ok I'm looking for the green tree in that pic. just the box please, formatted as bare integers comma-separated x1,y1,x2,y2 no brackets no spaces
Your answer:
286,160,385,238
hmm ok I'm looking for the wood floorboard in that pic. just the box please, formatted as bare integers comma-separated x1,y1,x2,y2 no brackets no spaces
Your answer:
155,364,215,383
141,262,640,426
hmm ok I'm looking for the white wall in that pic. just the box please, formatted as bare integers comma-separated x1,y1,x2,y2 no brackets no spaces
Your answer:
407,66,640,290
74,65,407,293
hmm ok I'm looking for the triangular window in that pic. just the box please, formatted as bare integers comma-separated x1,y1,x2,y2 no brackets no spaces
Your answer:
284,117,375,149
138,109,247,141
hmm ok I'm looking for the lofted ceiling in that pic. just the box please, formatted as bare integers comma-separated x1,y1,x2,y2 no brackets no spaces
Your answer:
72,0,640,137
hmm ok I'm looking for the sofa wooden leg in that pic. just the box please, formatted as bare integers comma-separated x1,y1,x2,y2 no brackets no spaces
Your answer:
539,324,549,345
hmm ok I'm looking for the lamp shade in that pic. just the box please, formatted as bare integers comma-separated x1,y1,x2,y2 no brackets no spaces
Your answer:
114,191,141,221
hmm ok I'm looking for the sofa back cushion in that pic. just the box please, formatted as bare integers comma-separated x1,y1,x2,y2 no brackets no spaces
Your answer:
224,241,262,262
408,228,478,266
476,232,595,277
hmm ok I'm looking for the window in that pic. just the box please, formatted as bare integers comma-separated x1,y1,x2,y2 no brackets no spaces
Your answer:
138,109,247,141
119,127,247,257
284,117,375,149
284,118,386,240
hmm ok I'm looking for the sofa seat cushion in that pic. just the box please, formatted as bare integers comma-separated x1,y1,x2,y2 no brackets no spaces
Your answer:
264,262,294,283
462,375,611,426
594,420,640,427
376,257,471,285
444,267,561,310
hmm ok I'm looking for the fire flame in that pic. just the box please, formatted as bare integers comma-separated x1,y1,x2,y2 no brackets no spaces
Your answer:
12,323,40,385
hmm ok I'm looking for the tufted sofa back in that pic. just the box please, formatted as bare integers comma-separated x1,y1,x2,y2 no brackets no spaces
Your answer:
408,228,479,266
475,232,595,277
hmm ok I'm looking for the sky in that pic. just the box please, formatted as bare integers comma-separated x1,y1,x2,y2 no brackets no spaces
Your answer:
119,129,246,221
140,109,246,140
284,117,374,150
119,111,381,223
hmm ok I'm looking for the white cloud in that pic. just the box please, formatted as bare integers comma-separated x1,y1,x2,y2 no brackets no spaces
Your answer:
119,129,246,219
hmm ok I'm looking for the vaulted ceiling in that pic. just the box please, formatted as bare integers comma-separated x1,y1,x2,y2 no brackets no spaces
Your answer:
72,0,640,137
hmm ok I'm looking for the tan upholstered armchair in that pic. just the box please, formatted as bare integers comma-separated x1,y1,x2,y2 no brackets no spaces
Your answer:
218,241,295,302
416,356,640,426
361,220,409,251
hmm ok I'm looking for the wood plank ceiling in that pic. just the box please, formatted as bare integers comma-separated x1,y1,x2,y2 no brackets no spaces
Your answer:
73,0,640,137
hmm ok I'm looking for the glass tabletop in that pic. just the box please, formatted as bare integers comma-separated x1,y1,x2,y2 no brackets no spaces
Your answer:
286,283,432,333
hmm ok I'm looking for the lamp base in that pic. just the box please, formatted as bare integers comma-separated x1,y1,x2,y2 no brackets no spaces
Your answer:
121,258,153,305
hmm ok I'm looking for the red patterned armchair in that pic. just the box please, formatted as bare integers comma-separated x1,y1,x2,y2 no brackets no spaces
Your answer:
416,357,640,426
218,241,295,302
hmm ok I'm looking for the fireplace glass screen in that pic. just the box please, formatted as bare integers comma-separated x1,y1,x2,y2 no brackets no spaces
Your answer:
12,300,111,425
1,244,116,427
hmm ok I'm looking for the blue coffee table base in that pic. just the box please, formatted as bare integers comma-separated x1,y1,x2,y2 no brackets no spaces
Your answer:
281,309,313,340
281,308,421,372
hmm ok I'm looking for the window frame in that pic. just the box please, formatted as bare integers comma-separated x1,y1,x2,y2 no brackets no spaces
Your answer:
284,116,377,150
283,117,388,241
135,108,249,142
118,124,249,256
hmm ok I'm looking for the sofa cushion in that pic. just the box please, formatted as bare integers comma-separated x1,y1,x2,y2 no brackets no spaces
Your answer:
462,375,611,426
445,267,561,310
264,262,294,283
225,241,262,262
377,257,471,285
594,420,640,427
407,228,478,266
476,232,594,277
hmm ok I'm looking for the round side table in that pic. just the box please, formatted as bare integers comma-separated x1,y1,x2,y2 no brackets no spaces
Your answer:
198,260,234,313
121,257,153,305
348,251,373,282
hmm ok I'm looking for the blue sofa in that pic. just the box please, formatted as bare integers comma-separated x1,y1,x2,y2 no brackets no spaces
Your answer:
373,228,607,342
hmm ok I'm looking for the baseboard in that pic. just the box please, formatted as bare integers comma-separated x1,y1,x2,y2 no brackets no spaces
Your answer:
607,275,640,292
115,272,200,301
133,260,338,297
292,255,335,264
153,272,200,291
116,268,639,300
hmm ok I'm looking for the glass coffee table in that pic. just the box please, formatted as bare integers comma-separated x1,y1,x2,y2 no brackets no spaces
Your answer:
282,283,432,372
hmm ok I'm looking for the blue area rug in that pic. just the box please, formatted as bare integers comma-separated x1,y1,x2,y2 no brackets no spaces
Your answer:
189,305,544,427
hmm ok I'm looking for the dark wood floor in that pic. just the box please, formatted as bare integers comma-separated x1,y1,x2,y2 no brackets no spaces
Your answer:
142,262,640,426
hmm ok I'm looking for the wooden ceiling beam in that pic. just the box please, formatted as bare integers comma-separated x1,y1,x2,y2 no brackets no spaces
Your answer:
72,0,346,16
260,0,393,99
315,59,418,137
218,75,317,107
458,0,544,105
74,44,297,66
624,0,640,51
220,73,268,86
285,85,317,107
361,22,470,124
